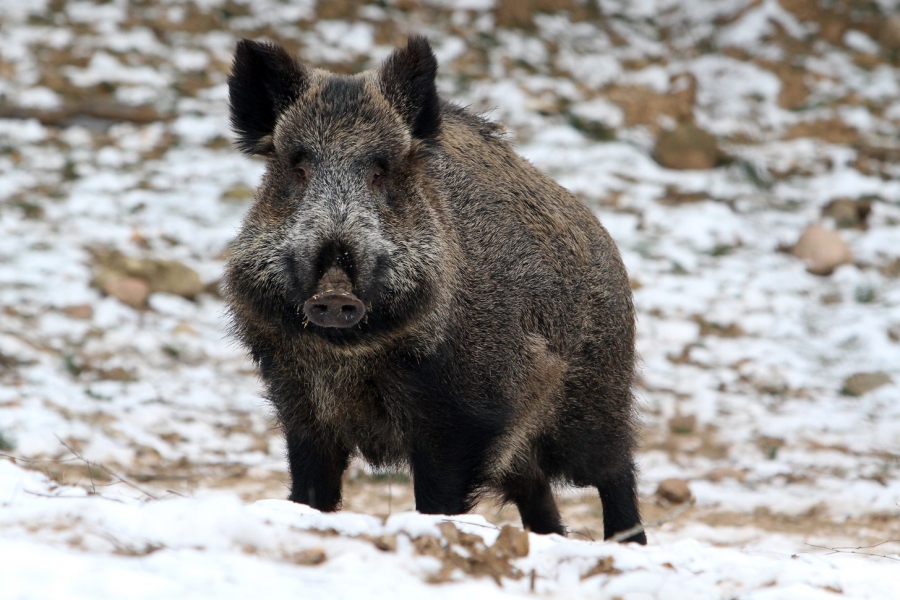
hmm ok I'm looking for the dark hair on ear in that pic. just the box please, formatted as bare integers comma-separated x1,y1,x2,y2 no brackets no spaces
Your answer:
228,39,308,155
379,36,441,139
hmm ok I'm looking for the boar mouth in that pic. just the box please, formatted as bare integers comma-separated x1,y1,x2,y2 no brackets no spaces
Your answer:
302,267,366,329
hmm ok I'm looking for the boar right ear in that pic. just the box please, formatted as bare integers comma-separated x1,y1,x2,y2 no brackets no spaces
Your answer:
228,39,308,156
379,36,441,139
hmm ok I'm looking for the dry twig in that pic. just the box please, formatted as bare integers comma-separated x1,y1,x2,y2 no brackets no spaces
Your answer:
439,518,500,531
55,436,159,501
24,489,127,504
0,453,80,464
805,540,900,562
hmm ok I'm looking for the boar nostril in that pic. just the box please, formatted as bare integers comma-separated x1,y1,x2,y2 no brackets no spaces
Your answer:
303,292,366,328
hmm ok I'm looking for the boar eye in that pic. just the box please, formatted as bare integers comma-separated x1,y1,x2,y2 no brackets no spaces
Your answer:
369,166,386,190
295,163,309,184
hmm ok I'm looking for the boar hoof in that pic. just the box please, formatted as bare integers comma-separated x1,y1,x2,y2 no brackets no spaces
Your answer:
303,292,365,328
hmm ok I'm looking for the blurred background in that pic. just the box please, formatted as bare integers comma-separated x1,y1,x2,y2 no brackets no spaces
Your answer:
1,0,899,548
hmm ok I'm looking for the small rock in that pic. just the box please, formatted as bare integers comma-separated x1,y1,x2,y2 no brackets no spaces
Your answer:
821,198,872,229
371,535,397,552
125,258,204,299
822,199,859,228
656,478,692,504
791,225,852,276
101,276,150,309
62,304,93,320
889,324,900,343
668,414,697,435
706,468,747,483
93,251,204,300
96,367,135,382
654,123,720,170
292,548,326,566
173,322,197,336
842,372,892,396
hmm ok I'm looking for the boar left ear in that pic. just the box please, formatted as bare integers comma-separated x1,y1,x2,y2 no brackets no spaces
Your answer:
228,39,308,155
379,36,441,139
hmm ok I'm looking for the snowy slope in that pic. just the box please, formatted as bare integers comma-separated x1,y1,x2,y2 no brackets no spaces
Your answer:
4,461,900,599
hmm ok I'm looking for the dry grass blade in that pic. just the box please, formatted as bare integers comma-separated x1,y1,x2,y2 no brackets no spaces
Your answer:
607,498,695,543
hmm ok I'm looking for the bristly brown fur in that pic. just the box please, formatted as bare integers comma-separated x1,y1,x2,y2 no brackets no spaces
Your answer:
224,36,646,543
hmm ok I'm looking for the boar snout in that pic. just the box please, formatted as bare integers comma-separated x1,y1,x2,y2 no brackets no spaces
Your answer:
303,291,365,328
303,267,366,328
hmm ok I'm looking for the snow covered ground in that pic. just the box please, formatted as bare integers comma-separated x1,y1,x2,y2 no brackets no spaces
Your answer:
1,0,899,597
3,460,900,599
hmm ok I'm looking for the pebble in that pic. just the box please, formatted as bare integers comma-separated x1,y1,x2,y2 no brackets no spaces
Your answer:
668,414,697,435
654,122,720,170
821,198,871,229
102,276,150,309
656,478,692,504
842,372,892,396
62,304,93,319
791,224,852,275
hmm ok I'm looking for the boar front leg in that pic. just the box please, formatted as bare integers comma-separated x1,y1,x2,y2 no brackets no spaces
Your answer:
285,429,350,512
596,463,646,544
410,445,479,515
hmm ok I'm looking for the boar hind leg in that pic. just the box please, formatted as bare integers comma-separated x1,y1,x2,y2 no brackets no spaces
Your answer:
596,464,646,544
504,476,564,535
286,431,350,512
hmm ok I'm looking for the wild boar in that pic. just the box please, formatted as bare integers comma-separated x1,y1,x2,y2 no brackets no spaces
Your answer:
224,36,646,543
